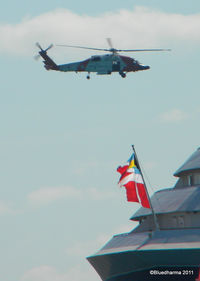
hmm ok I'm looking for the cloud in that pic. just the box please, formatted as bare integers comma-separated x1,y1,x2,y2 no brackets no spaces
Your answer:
27,186,81,206
160,108,189,123
0,7,200,56
21,266,58,281
0,201,16,215
114,222,137,234
27,185,117,206
21,264,99,281
67,234,111,258
86,187,116,200
20,224,137,280
67,222,136,258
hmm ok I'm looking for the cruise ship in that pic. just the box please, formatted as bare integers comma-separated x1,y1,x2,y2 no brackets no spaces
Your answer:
87,148,200,280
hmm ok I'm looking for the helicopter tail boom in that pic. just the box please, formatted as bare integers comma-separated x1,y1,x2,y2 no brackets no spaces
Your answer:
39,50,59,71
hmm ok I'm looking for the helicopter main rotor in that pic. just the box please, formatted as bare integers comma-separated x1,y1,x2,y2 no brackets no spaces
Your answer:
56,38,171,55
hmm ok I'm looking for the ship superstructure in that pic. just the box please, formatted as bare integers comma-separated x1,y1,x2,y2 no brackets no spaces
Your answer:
87,148,200,280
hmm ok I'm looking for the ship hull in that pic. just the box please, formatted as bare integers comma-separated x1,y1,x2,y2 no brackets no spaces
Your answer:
88,248,200,280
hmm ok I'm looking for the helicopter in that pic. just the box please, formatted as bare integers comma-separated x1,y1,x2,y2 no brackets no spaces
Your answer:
35,39,170,79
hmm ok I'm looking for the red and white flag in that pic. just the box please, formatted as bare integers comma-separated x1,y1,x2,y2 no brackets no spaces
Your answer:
117,153,150,208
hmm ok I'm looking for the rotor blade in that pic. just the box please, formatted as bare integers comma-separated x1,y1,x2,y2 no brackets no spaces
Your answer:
56,44,110,52
36,42,43,51
116,48,171,52
45,44,53,51
34,54,41,61
56,44,171,53
106,38,114,49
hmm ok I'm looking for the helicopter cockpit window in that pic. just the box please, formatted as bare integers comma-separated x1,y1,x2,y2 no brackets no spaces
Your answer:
91,56,101,62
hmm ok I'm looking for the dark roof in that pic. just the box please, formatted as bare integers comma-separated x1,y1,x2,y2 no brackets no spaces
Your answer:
174,148,200,177
131,186,200,220
95,228,200,255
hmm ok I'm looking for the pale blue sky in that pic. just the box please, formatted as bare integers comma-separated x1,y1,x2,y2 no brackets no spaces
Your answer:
1,0,200,22
0,1,200,281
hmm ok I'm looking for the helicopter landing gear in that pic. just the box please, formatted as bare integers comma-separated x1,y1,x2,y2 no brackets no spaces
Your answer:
86,73,90,80
119,72,126,78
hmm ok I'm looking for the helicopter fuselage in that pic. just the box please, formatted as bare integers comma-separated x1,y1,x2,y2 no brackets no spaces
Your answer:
40,50,150,78
58,54,149,75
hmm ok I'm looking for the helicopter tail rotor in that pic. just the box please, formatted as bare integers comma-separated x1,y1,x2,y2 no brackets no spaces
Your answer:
36,42,43,51
34,42,58,70
36,42,54,52
34,42,54,60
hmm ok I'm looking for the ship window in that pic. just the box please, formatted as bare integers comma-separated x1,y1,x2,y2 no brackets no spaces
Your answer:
193,174,200,185
188,175,194,186
172,216,185,228
180,176,188,186
139,217,146,224
172,216,177,228
178,216,185,227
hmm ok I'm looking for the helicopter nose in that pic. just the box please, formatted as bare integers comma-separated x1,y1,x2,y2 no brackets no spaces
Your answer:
143,65,150,70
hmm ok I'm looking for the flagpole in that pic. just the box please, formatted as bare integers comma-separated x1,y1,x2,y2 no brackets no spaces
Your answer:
132,145,159,231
